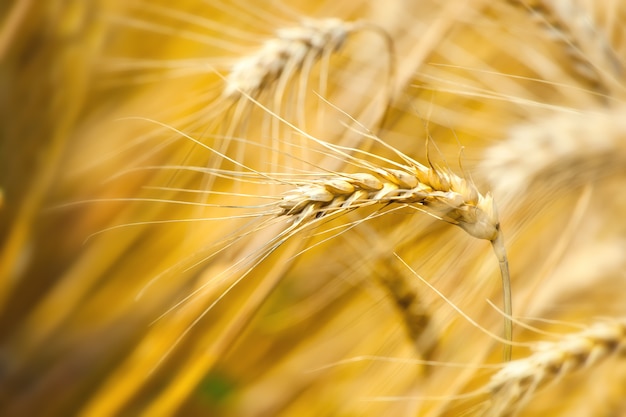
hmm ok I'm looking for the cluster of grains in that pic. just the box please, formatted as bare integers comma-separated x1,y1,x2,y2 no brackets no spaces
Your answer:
223,18,355,99
486,319,626,416
278,164,500,241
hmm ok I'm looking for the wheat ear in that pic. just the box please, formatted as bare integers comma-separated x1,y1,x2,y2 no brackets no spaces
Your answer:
277,158,513,359
223,17,392,99
486,319,626,416
208,17,394,190
481,105,626,204
278,164,497,237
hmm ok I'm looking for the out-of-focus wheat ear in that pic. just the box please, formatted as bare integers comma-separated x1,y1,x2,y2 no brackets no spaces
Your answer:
376,259,436,356
485,319,626,416
222,17,394,102
221,16,395,145
349,222,437,357
222,18,348,99
481,105,626,206
507,0,624,93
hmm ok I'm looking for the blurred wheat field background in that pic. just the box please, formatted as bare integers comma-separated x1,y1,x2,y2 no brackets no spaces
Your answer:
1,0,626,416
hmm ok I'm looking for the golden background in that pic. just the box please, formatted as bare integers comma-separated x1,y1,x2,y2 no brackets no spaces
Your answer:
1,0,625,416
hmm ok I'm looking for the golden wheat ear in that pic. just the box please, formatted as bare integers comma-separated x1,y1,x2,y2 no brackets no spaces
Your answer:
271,150,514,359
222,17,394,100
485,319,626,416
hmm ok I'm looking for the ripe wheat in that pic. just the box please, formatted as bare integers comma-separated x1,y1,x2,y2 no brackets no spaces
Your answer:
482,104,626,203
215,15,394,145
223,17,363,99
7,0,626,416
278,163,499,241
486,319,626,416
270,140,513,359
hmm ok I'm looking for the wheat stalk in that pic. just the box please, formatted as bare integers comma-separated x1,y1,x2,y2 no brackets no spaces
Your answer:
485,319,626,416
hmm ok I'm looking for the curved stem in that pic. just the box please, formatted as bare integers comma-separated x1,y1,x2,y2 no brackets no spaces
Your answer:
492,231,512,361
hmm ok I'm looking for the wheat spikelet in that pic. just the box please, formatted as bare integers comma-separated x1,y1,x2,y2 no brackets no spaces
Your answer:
110,9,395,198
98,2,394,187
485,319,626,416
104,4,393,114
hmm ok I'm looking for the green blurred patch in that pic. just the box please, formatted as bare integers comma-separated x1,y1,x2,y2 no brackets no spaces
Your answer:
196,370,237,406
